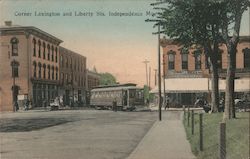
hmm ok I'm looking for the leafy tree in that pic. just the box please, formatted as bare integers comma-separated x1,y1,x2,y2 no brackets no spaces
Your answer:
99,73,117,85
150,0,225,112
220,0,249,120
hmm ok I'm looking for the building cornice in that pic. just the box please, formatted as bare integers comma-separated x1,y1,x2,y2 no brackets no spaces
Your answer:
0,26,63,45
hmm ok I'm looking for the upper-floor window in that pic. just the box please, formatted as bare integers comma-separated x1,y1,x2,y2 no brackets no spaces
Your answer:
55,47,58,62
66,57,69,68
52,66,54,80
168,50,175,70
38,40,41,58
43,42,46,59
193,49,202,70
56,67,58,80
11,60,19,77
70,57,73,69
10,37,19,56
243,48,250,68
47,44,50,61
33,38,36,57
51,46,54,62
181,53,188,70
47,65,50,79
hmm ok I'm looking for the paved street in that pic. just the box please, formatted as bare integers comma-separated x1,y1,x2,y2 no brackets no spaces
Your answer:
0,110,157,159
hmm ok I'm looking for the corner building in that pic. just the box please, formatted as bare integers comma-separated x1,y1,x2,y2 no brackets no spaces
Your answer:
156,36,250,106
0,22,63,111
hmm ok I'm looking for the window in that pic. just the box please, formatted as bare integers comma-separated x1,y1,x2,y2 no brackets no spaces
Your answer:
193,50,202,70
10,37,19,56
243,48,250,68
47,44,50,60
52,66,54,80
168,50,175,70
51,46,54,61
33,38,36,56
33,61,37,78
38,63,42,78
56,67,58,80
195,54,201,70
70,57,72,68
43,64,46,79
66,57,68,68
11,60,19,77
55,47,58,62
181,53,188,70
47,65,50,79
61,73,64,84
38,40,41,58
43,42,46,59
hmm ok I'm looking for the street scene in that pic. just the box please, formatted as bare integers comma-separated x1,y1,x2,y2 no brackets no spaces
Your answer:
0,0,250,159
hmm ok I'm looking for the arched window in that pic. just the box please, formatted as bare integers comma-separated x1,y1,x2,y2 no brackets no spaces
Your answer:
33,38,36,57
243,48,250,68
43,42,46,59
52,66,54,80
193,49,202,70
11,60,20,77
47,44,50,60
181,48,189,70
168,50,176,70
38,40,41,58
55,47,58,62
38,62,42,78
43,64,46,79
10,37,19,56
51,46,54,62
33,61,37,78
47,65,50,79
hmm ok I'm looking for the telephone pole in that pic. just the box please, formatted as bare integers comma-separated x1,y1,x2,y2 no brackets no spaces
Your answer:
154,69,157,86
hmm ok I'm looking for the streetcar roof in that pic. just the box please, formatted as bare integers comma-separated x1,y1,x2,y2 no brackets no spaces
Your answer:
91,86,140,92
93,83,137,89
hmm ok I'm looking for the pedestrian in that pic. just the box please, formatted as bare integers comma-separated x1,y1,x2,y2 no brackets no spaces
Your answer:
164,97,170,110
24,99,29,111
113,98,117,112
14,101,19,112
43,99,47,110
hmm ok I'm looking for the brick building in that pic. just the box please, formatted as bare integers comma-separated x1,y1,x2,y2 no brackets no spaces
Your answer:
151,36,250,106
59,47,87,106
0,21,63,111
86,70,100,105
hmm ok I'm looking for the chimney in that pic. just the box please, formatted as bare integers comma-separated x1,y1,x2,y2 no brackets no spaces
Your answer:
5,21,12,26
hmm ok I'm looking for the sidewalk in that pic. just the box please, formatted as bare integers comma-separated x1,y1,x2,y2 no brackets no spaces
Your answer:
127,111,196,159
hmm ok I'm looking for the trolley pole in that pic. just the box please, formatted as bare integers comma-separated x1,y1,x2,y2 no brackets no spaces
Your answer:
143,59,150,87
158,24,162,121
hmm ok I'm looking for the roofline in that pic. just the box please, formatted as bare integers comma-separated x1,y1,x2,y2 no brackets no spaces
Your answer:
59,46,86,59
0,26,63,43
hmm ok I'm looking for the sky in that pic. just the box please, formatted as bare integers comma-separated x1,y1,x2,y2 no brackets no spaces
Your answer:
1,0,249,87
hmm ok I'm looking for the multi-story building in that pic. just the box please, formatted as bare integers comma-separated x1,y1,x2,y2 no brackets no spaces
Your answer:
0,21,63,111
59,47,87,106
152,36,250,106
86,70,100,105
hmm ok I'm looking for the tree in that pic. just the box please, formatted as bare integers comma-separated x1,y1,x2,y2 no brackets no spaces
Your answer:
221,0,250,120
150,0,225,112
99,73,117,85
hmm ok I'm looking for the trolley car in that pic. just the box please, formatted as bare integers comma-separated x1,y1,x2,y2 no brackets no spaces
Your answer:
90,83,144,110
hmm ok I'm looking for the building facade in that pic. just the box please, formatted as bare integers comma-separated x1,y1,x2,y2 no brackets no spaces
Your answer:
0,21,63,111
86,70,100,105
157,36,250,106
59,47,87,106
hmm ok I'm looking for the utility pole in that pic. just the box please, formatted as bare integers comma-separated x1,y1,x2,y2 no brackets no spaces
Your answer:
158,24,162,121
163,56,166,107
142,59,150,86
